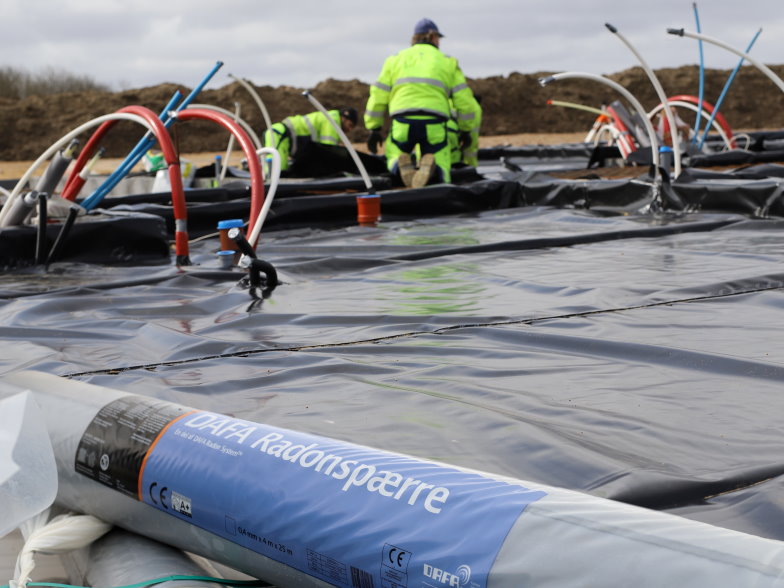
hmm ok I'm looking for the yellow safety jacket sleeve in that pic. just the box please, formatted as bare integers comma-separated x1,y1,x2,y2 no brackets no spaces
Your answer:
364,55,395,130
449,62,481,137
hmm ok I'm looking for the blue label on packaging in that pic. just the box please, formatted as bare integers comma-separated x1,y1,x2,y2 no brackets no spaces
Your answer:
139,411,546,588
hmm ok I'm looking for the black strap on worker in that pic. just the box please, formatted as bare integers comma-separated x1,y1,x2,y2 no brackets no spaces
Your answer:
390,114,448,153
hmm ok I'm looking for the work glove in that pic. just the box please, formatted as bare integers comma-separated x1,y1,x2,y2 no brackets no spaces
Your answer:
458,131,472,151
367,129,384,154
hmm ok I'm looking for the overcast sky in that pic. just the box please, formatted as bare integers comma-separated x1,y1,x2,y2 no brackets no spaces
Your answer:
6,0,783,91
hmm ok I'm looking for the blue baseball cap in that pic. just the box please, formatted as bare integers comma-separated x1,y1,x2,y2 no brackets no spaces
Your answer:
414,18,444,37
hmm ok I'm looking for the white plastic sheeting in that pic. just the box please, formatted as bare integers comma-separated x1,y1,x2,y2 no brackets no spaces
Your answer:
0,392,57,539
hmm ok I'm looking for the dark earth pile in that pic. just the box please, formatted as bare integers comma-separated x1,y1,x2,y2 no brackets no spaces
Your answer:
0,65,782,160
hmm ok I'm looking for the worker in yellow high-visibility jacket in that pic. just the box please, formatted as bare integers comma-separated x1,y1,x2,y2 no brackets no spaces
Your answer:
364,18,482,187
264,107,358,171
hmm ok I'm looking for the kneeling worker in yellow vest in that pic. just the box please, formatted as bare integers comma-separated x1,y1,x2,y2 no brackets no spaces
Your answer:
264,107,358,171
364,18,481,188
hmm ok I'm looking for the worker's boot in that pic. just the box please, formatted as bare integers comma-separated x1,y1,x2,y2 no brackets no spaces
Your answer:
398,153,416,187
412,153,435,188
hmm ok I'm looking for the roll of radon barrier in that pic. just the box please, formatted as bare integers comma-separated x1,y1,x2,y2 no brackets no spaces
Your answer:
4,371,784,588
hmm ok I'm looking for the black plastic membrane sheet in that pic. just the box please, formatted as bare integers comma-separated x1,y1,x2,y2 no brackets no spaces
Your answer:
2,203,784,545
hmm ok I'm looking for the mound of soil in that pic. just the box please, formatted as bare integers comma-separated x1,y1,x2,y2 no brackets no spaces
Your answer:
0,65,782,160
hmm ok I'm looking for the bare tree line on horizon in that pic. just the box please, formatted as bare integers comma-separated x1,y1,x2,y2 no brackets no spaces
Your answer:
0,65,109,100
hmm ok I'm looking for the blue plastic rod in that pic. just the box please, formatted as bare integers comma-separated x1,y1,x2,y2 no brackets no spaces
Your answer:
697,30,761,150
79,91,183,210
81,61,224,210
691,3,706,143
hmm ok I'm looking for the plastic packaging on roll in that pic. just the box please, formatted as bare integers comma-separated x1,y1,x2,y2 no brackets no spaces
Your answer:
62,528,226,588
12,512,112,588
3,371,784,588
0,391,57,539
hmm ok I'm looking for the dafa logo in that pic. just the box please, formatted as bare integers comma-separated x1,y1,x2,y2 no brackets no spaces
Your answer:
422,563,472,587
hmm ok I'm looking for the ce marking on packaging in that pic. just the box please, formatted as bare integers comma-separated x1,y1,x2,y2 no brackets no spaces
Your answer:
149,482,169,509
383,543,411,571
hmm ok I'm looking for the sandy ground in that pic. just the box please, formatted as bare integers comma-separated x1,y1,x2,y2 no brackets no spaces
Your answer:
0,133,586,181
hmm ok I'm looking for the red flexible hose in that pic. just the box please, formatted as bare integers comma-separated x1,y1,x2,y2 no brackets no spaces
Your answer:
665,94,735,147
121,106,189,265
59,106,264,263
60,120,112,201
60,106,191,264
175,108,265,248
